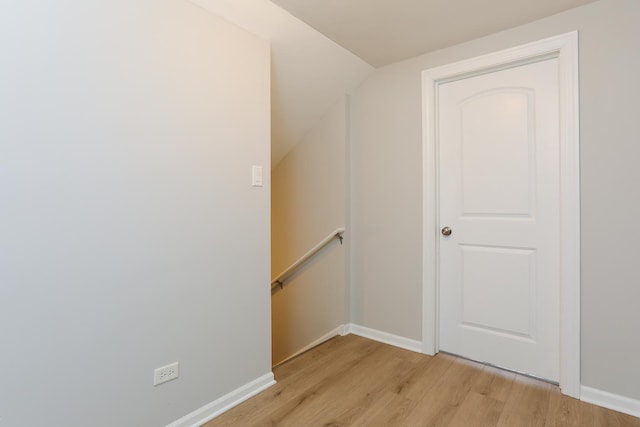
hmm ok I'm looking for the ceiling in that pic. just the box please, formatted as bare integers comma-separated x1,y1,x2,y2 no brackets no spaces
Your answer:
193,0,599,167
270,0,599,67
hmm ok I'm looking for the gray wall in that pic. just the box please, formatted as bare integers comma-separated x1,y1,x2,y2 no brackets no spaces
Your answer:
0,1,271,426
271,98,347,365
350,0,640,400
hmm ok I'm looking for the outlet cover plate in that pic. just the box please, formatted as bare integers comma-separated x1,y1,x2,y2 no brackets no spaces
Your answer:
154,362,179,386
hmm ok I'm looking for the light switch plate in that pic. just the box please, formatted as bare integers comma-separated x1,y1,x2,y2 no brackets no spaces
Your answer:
252,165,263,187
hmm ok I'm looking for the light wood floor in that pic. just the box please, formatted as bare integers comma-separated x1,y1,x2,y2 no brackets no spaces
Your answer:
205,335,640,426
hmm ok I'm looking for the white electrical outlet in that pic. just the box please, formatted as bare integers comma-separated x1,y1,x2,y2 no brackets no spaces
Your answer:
154,362,179,386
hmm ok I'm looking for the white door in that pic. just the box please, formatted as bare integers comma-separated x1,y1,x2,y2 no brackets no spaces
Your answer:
438,58,560,382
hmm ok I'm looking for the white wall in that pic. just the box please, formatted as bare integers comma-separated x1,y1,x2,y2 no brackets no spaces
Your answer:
0,1,271,426
271,98,347,365
350,0,640,400
190,0,373,166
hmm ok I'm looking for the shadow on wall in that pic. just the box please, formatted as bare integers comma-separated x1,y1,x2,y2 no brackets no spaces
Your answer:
271,237,346,366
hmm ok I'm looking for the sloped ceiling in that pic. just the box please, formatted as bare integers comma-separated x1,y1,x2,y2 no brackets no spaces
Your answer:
270,0,599,67
192,0,599,166
190,0,373,167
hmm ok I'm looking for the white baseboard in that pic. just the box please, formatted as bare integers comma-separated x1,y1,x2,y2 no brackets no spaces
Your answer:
167,372,276,427
166,333,640,426
165,325,422,425
345,323,422,353
581,386,640,418
273,324,347,367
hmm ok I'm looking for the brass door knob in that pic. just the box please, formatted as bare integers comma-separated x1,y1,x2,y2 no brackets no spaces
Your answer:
441,227,452,236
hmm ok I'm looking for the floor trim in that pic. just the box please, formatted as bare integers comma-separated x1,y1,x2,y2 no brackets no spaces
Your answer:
581,386,640,419
346,323,422,353
167,332,640,425
273,325,347,367
167,373,276,427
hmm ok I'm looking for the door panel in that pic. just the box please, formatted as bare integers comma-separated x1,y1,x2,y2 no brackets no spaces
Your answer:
461,89,533,216
438,58,560,381
460,245,535,338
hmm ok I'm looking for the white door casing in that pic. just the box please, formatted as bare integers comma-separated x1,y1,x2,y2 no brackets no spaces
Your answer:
421,32,580,397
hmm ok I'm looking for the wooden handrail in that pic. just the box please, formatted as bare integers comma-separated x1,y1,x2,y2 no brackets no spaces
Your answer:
271,227,345,291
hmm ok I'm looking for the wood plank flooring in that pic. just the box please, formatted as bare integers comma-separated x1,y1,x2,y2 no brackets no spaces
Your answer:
204,335,640,426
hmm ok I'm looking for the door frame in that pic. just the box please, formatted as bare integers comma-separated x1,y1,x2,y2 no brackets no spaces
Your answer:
421,32,580,397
